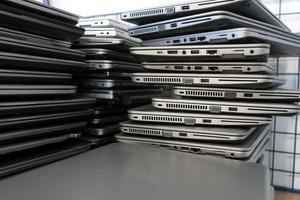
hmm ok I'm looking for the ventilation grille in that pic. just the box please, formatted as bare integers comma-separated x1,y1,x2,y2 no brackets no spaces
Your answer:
143,77,181,83
131,27,158,35
166,103,208,111
130,9,164,17
185,90,224,97
141,115,183,122
126,128,161,136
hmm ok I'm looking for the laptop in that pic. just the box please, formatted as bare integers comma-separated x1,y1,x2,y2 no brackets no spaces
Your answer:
0,85,77,97
0,140,91,179
0,52,87,73
152,97,300,116
0,8,84,41
120,120,256,142
142,62,275,74
0,97,96,116
130,44,270,62
79,48,137,62
121,0,289,31
0,27,71,48
86,60,142,71
76,71,132,79
78,18,129,31
0,122,86,143
84,124,121,136
0,110,93,132
1,0,80,25
0,35,85,61
141,27,300,56
83,28,141,43
94,106,127,116
128,11,295,40
73,37,140,52
131,73,284,89
89,115,128,125
173,86,300,102
0,134,73,156
77,79,147,89
0,69,72,84
116,124,271,159
128,105,272,126
82,88,163,99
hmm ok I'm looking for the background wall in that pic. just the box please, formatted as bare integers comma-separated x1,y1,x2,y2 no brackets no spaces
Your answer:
42,0,300,192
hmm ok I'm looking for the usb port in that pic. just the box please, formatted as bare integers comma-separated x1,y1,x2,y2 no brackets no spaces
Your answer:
209,66,218,71
179,133,187,137
201,79,209,82
195,66,203,70
244,93,253,97
167,50,178,54
203,119,211,123
189,37,196,41
198,36,206,41
174,65,183,69
173,39,180,44
181,5,190,10
191,50,199,54
229,107,238,111
207,50,217,55
170,23,177,28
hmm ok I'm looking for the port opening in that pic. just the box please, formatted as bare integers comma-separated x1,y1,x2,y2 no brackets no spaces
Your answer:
198,36,206,41
167,50,178,54
181,5,190,10
203,119,211,123
228,107,238,111
174,66,184,69
201,79,209,83
179,133,187,137
207,50,217,55
170,23,177,28
191,50,199,54
244,93,253,97
209,66,218,71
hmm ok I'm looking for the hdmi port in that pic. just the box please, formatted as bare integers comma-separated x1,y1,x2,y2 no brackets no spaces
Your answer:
191,50,199,54
207,50,217,55
209,66,218,71
167,50,178,54
160,144,170,149
180,147,189,151
174,65,184,69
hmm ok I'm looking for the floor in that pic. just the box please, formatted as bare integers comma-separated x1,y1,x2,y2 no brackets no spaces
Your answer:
275,190,300,200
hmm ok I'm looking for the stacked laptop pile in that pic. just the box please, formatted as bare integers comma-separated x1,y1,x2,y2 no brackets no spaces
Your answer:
116,0,300,163
72,18,163,147
0,1,97,178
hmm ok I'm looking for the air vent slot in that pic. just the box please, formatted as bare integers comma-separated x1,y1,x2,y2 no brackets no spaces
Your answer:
143,77,181,83
166,103,208,111
126,128,161,136
130,8,164,17
184,90,224,97
131,27,158,35
141,115,183,122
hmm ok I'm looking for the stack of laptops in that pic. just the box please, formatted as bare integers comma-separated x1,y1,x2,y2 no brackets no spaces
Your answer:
115,0,300,164
0,1,98,178
73,18,163,146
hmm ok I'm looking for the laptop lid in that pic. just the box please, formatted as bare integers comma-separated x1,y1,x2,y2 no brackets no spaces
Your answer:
120,120,256,141
173,86,300,102
128,105,272,126
152,98,300,115
78,18,129,31
121,0,289,31
142,61,275,74
80,48,137,62
131,73,284,89
130,44,270,62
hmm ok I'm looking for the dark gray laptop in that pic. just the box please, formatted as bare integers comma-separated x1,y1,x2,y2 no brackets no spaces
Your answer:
142,61,274,74
152,97,300,115
130,44,270,62
77,79,146,89
120,120,256,142
173,86,300,102
86,60,142,71
131,73,284,89
128,105,272,126
121,0,289,31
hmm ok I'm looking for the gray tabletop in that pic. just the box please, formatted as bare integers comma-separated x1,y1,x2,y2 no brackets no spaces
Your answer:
0,143,272,200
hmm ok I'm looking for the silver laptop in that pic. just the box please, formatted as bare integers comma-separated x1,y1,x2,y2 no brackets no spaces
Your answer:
121,0,289,31
78,18,129,31
120,120,256,142
142,27,300,56
128,105,272,126
128,11,295,40
86,60,142,71
130,44,270,62
131,73,284,89
142,61,274,74
173,86,300,102
116,124,271,159
83,28,141,43
152,98,300,115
